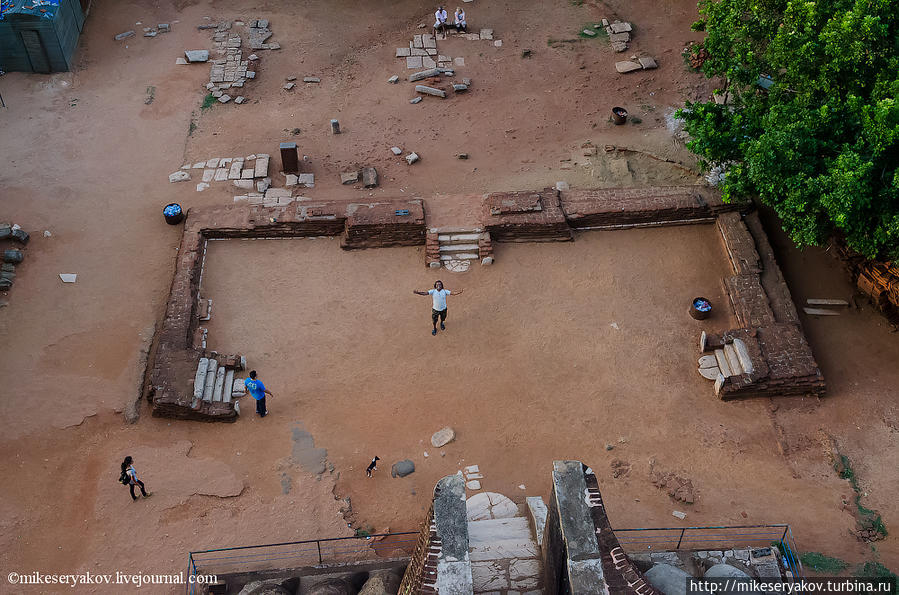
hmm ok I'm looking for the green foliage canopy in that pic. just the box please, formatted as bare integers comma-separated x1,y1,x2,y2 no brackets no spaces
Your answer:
680,0,899,259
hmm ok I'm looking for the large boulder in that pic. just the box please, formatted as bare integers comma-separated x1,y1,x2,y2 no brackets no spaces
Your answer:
645,564,691,595
358,569,402,595
391,460,415,478
430,427,455,448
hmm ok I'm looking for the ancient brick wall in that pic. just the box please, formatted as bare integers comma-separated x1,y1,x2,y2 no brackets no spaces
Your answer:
483,188,573,242
150,199,428,422
342,200,426,250
561,186,732,229
710,212,825,399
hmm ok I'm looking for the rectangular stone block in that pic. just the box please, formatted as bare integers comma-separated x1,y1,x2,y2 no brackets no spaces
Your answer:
254,156,269,178
406,56,423,69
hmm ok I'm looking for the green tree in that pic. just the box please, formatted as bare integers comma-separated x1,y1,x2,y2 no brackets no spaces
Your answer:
680,0,899,259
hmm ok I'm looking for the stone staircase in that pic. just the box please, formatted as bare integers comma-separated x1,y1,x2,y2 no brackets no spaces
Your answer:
192,356,246,410
426,227,494,272
465,491,544,594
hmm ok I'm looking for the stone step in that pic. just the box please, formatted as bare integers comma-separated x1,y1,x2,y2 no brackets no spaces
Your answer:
202,359,219,402
430,226,485,234
440,253,479,261
223,369,235,404
723,343,742,376
439,243,480,252
467,517,537,562
212,366,226,402
713,349,732,378
193,358,210,400
438,233,485,242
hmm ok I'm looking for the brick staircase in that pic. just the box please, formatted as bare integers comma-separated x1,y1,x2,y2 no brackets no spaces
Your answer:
425,227,494,271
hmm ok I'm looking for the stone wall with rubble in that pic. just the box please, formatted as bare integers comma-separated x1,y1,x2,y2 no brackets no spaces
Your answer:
149,200,425,422
706,212,825,399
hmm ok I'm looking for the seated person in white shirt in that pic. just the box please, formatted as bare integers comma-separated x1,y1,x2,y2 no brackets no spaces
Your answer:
454,7,467,32
434,6,448,35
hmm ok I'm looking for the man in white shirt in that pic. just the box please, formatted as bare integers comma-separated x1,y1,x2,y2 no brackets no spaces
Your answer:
434,6,448,36
414,280,464,336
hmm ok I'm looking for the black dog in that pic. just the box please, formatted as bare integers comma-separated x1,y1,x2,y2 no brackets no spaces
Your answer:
366,456,380,477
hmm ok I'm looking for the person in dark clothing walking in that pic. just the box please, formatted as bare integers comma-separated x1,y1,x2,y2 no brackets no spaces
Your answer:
121,456,152,501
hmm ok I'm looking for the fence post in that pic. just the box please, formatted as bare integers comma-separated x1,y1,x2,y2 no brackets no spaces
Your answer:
317,540,323,564
675,528,686,549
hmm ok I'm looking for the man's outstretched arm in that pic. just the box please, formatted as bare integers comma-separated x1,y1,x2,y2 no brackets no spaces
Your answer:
448,288,464,295
413,290,430,296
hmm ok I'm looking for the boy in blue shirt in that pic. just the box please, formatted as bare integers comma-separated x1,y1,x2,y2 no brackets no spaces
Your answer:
245,370,274,417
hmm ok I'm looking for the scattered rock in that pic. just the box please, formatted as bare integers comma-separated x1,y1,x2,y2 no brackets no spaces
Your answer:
409,97,422,104
248,53,259,60
169,171,191,183
415,85,446,98
196,182,210,192
582,29,597,37
330,119,340,134
340,171,360,185
555,181,569,191
59,273,77,283
615,61,643,73
361,167,379,188
457,153,469,159
391,460,415,478
387,75,399,84
452,83,468,92
390,146,403,155
611,459,631,478
409,68,440,82
405,152,420,164
286,75,297,81
114,31,135,41
672,510,687,520
234,96,246,104
638,56,658,69
184,50,210,62
605,444,614,451
297,173,315,187
467,480,481,490
217,94,231,103
494,40,503,47
11,228,29,244
611,42,628,53
283,82,295,90
285,174,298,186
609,21,633,33
303,77,321,83
431,426,455,447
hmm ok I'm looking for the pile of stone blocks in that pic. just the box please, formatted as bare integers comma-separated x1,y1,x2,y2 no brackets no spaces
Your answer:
483,188,573,242
400,33,438,69
234,187,295,207
601,19,632,52
201,21,259,104
342,200,427,250
181,154,269,192
248,19,279,50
